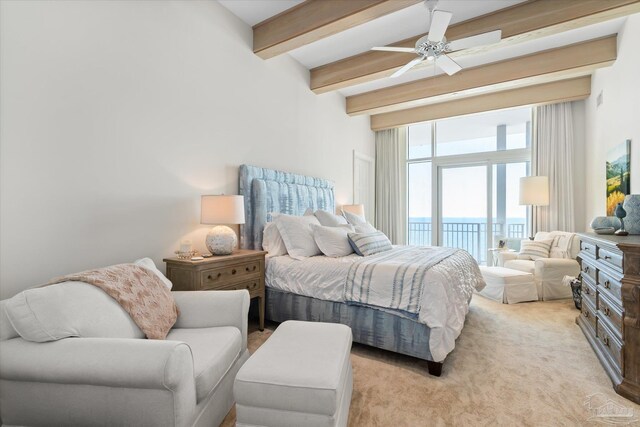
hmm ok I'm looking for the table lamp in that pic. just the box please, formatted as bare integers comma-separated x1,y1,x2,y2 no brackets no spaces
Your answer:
519,176,549,238
341,204,365,218
201,195,245,255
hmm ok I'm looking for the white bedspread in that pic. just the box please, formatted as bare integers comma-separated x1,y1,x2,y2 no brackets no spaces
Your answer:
266,246,486,362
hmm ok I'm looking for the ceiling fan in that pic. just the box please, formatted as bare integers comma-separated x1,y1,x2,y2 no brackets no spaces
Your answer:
371,0,502,78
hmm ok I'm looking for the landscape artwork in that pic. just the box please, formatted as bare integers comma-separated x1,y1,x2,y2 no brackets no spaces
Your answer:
606,139,631,215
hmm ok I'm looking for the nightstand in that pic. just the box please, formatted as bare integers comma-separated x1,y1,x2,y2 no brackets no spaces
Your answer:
164,249,267,330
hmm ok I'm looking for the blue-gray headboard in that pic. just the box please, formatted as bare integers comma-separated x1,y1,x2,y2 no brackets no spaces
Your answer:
239,165,335,250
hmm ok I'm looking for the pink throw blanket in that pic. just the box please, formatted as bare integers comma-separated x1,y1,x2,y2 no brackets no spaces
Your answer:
49,264,178,339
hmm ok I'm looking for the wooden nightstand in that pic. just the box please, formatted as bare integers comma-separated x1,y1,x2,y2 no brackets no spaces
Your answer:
164,249,267,330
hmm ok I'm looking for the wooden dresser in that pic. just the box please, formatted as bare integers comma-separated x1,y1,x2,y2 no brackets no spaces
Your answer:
577,233,640,403
164,250,267,330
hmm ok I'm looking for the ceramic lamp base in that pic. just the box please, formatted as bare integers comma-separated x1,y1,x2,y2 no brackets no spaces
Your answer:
205,225,237,255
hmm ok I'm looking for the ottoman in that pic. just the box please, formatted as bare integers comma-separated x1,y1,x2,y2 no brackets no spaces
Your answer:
479,266,539,304
234,320,353,427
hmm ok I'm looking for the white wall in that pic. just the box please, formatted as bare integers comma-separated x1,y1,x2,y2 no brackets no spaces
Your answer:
0,0,374,298
583,14,640,230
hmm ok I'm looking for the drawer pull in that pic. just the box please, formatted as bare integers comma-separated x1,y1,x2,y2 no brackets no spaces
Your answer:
584,246,590,251
583,266,590,273
604,280,611,289
604,255,611,260
232,269,236,275
246,267,250,272
583,287,590,295
603,307,611,316
583,311,589,318
603,336,610,347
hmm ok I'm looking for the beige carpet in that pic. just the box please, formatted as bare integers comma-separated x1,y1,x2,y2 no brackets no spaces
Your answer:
222,296,640,426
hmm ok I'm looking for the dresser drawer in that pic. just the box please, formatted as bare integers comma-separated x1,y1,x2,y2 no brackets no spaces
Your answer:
581,278,597,308
598,270,623,301
201,260,262,289
598,247,623,272
580,241,597,258
596,320,623,374
580,259,597,283
218,278,263,294
598,291,623,339
581,299,597,334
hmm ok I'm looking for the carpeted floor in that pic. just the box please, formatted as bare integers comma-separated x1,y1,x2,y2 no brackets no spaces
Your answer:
222,296,640,426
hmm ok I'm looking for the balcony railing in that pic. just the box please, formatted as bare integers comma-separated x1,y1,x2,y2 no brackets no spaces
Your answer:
408,221,526,264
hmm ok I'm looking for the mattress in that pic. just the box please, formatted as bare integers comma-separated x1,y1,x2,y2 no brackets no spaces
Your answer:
265,247,484,361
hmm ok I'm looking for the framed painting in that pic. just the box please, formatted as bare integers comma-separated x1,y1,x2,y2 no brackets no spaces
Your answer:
606,140,631,215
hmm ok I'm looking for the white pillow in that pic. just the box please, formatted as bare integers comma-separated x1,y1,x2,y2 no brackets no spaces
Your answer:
275,214,322,260
311,224,354,257
5,281,144,342
342,210,367,226
517,239,553,260
354,223,377,234
262,222,288,257
134,257,172,290
314,209,349,227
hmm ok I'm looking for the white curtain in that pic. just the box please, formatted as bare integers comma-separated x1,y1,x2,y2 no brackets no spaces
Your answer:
375,128,407,244
533,102,575,232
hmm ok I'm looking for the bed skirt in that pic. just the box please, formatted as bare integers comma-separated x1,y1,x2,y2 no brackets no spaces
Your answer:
265,287,433,362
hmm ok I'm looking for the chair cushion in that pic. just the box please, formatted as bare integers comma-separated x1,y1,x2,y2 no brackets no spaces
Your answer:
479,266,534,285
5,282,144,342
517,239,553,260
234,320,352,416
503,259,535,275
166,326,241,402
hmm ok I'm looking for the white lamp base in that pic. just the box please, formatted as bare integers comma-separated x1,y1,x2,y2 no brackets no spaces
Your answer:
205,225,237,255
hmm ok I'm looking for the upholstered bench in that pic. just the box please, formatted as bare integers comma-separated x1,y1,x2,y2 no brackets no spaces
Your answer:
234,320,353,427
478,266,539,304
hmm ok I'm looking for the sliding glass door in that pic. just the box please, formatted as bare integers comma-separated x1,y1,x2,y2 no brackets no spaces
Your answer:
436,161,528,264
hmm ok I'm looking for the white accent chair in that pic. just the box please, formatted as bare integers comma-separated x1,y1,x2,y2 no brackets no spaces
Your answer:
497,231,581,300
0,290,250,427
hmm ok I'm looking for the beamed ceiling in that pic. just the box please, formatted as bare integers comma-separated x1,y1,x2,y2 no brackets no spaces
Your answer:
218,0,640,130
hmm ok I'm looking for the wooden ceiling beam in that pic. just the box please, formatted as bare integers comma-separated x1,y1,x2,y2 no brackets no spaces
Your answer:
370,76,591,131
347,35,616,116
253,0,423,60
311,0,640,94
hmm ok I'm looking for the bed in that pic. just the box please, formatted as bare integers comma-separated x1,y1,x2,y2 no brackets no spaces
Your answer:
239,164,485,375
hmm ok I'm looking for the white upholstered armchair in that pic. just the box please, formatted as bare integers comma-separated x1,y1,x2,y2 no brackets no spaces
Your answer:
0,290,251,427
497,231,581,300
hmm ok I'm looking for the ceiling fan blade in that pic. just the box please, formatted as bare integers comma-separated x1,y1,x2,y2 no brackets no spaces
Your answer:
427,10,452,42
391,57,425,78
436,54,462,75
448,30,502,52
371,46,416,53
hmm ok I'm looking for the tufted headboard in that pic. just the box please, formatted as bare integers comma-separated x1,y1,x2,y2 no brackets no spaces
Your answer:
239,165,335,250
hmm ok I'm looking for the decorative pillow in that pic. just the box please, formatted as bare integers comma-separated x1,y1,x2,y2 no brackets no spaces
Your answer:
347,231,393,256
134,257,173,290
275,214,322,260
311,224,355,257
262,222,288,257
314,209,349,227
517,239,553,260
4,281,145,342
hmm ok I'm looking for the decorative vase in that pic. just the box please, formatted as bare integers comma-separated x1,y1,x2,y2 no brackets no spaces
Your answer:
622,194,640,235
206,225,237,255
614,203,628,236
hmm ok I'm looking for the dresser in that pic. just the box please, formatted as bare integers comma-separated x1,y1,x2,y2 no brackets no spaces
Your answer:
164,250,267,330
577,233,640,404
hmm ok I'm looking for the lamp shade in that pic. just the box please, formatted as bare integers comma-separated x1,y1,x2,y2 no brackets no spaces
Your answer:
519,176,549,206
201,195,245,225
341,204,365,218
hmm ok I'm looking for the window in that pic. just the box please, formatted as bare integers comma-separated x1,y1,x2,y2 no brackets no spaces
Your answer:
407,106,532,264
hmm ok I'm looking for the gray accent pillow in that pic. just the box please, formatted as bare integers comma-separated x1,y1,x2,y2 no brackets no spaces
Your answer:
347,231,393,256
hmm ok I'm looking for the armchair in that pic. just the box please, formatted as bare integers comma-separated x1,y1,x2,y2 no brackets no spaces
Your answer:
497,231,580,300
0,290,251,427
